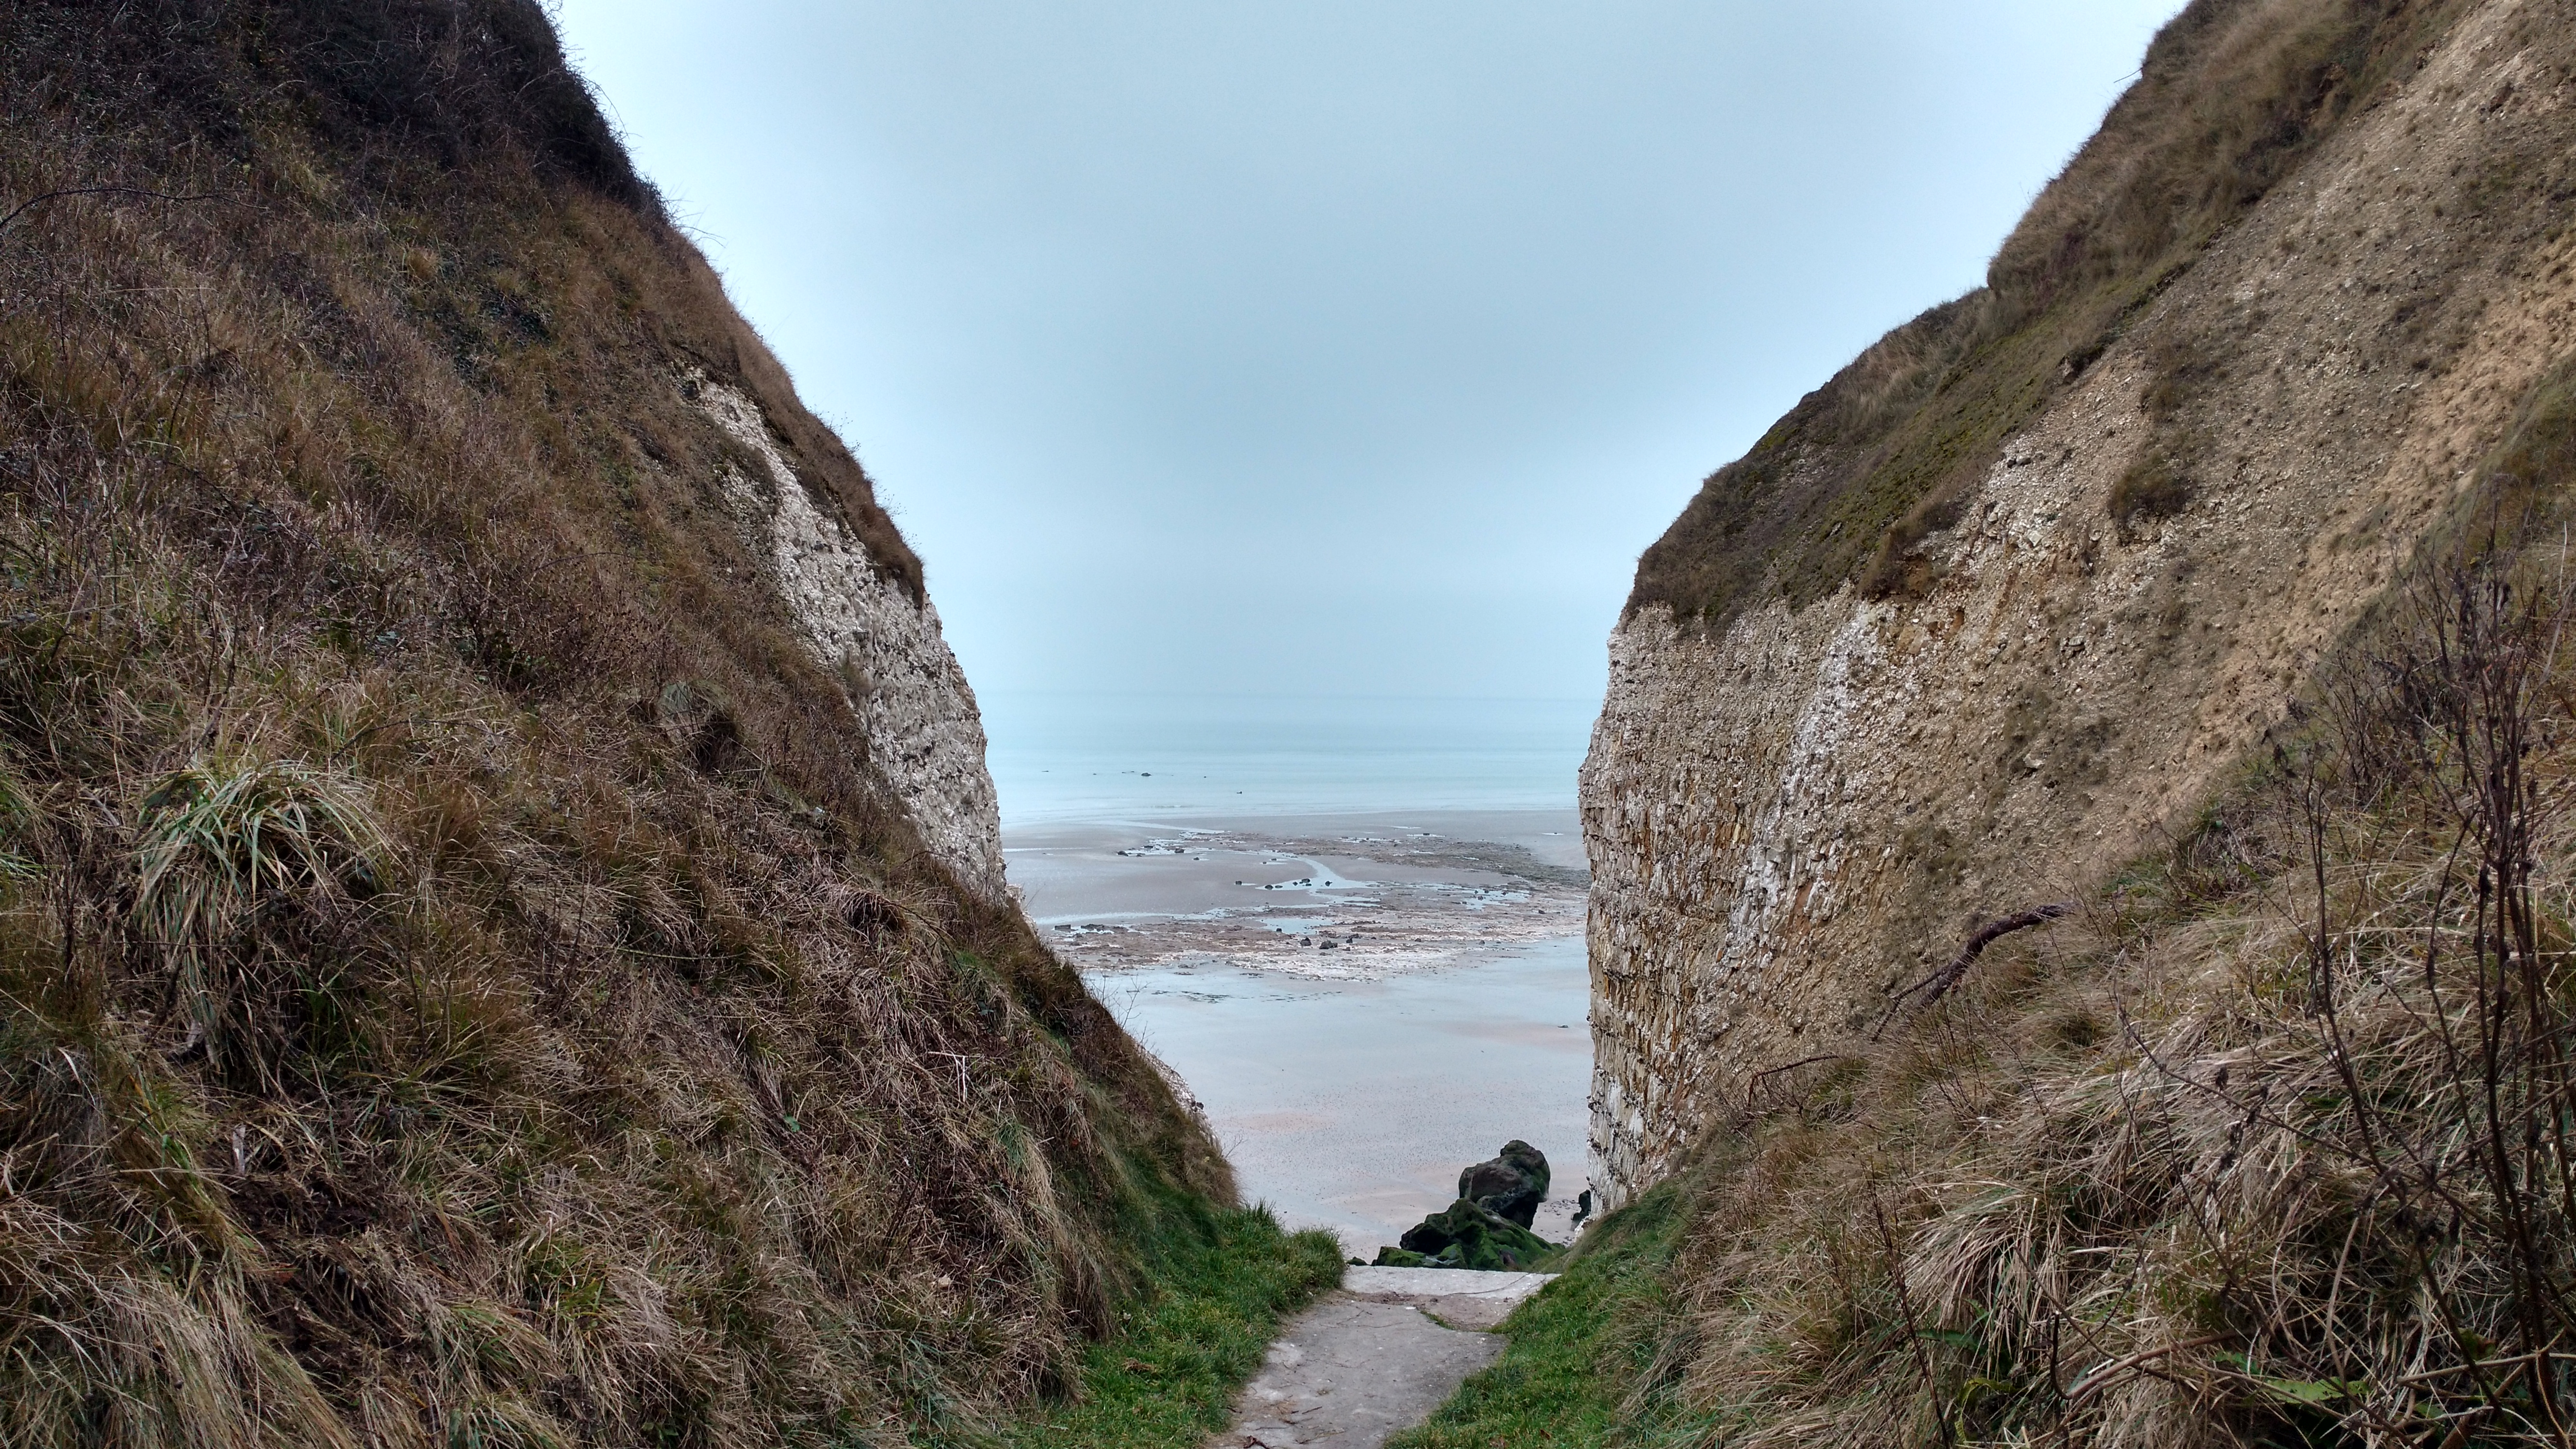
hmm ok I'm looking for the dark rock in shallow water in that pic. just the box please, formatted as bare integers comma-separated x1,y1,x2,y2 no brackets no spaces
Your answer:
1457,1140,1549,1228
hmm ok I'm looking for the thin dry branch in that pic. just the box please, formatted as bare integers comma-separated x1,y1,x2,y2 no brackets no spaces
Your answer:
1877,901,2075,1035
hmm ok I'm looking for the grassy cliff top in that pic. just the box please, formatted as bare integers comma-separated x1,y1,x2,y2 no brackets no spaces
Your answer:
1624,0,2472,635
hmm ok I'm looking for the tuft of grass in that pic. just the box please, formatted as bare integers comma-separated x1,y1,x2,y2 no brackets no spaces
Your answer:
980,1202,1345,1449
2107,452,2196,532
132,755,390,1076
0,760,34,882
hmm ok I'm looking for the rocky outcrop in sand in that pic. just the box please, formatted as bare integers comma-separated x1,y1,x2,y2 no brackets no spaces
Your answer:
1583,0,2576,1208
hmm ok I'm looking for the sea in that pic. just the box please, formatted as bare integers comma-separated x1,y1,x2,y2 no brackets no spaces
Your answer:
986,690,1605,1246
980,690,1597,824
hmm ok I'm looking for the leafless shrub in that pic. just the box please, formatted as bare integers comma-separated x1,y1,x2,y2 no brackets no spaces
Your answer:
2148,557,2576,1442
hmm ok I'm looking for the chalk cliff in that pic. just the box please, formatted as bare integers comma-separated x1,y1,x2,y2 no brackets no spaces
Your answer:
689,373,1008,901
1584,0,2576,1207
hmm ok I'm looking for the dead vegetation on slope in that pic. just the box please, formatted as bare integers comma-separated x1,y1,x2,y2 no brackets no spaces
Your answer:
0,3,1230,1445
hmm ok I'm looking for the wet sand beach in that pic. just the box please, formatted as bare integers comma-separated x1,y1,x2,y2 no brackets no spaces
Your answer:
1008,809,1587,978
1097,942,1591,1248
1004,809,1594,1250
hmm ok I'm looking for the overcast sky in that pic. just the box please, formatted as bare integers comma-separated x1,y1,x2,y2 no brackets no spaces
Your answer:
553,1,2185,710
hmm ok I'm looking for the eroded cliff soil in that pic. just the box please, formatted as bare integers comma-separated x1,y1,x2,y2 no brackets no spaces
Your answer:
1584,0,2576,1205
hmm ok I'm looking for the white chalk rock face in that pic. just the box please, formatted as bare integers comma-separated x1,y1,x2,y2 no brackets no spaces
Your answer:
1579,0,2576,1212
688,375,1008,904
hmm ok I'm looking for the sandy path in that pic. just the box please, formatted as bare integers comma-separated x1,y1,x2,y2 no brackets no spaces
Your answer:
1212,1269,1554,1449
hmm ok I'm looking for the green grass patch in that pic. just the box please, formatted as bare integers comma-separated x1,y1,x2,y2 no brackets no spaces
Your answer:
1387,1174,1726,1449
980,1202,1344,1449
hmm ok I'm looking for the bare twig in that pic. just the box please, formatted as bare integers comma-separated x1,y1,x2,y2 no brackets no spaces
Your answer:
1877,901,2075,1035
1871,1197,1952,1445
2064,1333,2230,1407
0,187,228,240
1737,1053,1859,1123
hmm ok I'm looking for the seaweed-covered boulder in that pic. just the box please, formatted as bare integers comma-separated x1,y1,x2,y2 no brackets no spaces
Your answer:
1377,1198,1556,1271
1458,1140,1550,1228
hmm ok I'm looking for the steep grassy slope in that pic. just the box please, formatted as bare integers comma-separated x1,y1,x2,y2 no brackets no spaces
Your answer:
0,3,1274,1445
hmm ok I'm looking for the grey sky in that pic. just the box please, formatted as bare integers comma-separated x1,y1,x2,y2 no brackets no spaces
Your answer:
554,1,2185,708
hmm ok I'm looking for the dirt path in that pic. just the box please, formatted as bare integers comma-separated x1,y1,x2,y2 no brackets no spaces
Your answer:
1211,1268,1555,1449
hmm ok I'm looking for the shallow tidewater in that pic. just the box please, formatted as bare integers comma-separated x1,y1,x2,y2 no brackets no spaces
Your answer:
1007,810,1587,976
983,693,1596,826
1086,937,1592,1251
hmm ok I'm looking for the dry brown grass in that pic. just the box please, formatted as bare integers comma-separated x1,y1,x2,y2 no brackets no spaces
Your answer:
0,4,1229,1446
